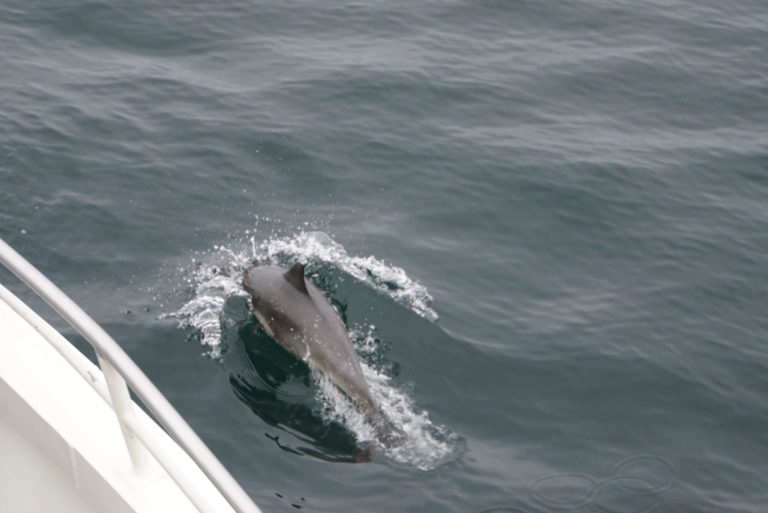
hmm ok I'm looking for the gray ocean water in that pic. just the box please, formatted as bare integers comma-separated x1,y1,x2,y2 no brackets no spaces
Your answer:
2,1,767,512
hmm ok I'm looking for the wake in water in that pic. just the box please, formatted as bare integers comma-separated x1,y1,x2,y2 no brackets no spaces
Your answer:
167,230,462,470
315,324,462,470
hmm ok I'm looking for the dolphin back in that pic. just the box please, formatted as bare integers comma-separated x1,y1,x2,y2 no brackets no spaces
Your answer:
243,263,406,450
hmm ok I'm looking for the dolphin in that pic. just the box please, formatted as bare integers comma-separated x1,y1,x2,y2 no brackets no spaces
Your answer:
242,262,405,448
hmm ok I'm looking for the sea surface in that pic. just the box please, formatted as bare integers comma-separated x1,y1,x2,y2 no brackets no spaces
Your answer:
1,1,767,512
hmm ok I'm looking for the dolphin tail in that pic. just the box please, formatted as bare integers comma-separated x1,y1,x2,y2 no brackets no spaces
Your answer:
372,416,407,448
352,418,405,463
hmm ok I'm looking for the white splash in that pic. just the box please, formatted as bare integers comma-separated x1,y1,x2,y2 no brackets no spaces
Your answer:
315,326,463,470
261,231,437,321
166,245,252,358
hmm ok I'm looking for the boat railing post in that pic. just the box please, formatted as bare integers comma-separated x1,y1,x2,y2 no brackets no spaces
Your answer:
97,352,150,473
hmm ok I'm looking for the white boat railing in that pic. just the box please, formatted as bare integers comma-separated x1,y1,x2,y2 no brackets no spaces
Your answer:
0,238,262,513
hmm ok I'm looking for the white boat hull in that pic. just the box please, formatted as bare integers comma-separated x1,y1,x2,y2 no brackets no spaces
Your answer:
0,286,238,513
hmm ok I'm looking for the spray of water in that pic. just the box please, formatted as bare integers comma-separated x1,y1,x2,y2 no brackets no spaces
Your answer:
261,231,438,321
316,325,463,470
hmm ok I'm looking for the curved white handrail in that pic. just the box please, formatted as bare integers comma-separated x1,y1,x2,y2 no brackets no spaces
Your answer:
0,238,262,513
0,282,217,512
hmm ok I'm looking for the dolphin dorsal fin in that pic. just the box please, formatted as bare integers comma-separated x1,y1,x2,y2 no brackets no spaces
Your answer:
284,263,309,294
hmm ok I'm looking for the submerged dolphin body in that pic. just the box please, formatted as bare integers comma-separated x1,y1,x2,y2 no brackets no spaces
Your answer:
243,263,405,448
